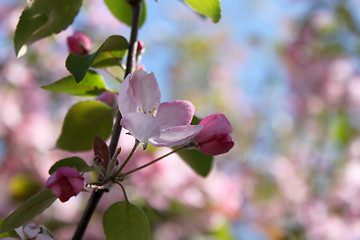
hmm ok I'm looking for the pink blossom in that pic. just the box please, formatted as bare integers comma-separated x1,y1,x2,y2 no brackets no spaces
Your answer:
194,114,234,155
118,70,203,147
66,31,92,55
96,92,117,107
45,167,84,202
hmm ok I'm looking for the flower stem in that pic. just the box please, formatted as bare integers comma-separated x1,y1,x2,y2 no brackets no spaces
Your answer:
119,146,186,178
71,1,143,239
115,139,139,177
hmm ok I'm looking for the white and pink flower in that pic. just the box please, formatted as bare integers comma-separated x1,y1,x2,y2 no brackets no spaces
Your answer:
118,70,203,147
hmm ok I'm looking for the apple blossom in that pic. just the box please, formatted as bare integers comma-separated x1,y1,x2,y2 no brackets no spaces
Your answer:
194,114,234,155
66,31,92,55
118,70,203,147
11,224,56,240
45,167,84,202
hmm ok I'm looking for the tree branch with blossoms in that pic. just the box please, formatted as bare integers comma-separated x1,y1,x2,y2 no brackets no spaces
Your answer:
0,0,234,239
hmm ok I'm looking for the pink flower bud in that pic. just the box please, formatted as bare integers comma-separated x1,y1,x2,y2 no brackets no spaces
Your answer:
45,167,84,202
67,31,92,55
96,92,118,107
136,40,145,55
194,114,234,155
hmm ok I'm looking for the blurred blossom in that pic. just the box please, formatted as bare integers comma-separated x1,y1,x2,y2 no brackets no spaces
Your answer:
312,10,336,31
271,156,308,205
66,31,92,55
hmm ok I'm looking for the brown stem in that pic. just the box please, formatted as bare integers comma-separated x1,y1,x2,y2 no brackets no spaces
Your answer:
71,1,143,239
119,146,186,178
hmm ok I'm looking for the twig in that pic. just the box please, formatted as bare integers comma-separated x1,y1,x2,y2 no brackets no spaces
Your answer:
71,1,143,239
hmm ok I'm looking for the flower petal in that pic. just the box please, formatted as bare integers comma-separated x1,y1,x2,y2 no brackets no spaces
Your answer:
156,100,195,129
118,73,137,115
131,70,161,113
195,114,232,144
198,134,234,155
150,125,203,147
121,112,160,143
69,177,86,195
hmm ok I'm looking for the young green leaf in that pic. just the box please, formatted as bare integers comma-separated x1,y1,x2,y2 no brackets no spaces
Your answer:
104,0,146,27
48,157,93,175
103,201,151,240
177,149,213,177
66,35,128,83
14,0,82,56
184,0,221,23
0,219,18,238
0,189,57,234
56,101,114,152
41,70,108,97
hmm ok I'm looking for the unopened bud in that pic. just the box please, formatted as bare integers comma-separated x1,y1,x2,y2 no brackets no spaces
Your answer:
67,31,92,55
136,41,145,55
96,92,117,107
194,114,234,155
45,167,84,202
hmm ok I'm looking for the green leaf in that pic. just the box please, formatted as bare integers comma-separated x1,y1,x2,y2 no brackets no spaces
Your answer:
0,189,57,234
177,149,213,177
104,0,146,27
48,157,93,175
56,101,114,152
66,35,128,83
14,0,82,56
337,4,359,34
103,201,151,240
41,70,108,97
0,219,18,237
211,221,234,240
184,0,221,23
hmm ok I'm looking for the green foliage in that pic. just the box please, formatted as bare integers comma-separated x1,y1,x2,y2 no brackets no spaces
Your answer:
104,0,146,27
0,219,18,238
329,112,353,146
177,149,213,177
9,174,41,201
254,174,279,201
0,189,57,234
176,115,213,177
184,0,221,23
66,35,128,83
48,157,93,175
103,201,151,240
14,0,82,56
56,101,114,152
211,221,234,240
336,4,359,34
41,70,108,97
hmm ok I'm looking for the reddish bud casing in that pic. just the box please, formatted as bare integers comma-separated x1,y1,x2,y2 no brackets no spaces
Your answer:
195,114,234,155
45,167,84,202
67,31,92,55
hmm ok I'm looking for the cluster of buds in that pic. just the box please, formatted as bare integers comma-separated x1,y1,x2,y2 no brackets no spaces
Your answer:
91,137,121,184
3,223,56,240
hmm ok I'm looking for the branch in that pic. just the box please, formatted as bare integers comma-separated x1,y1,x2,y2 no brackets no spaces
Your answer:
71,1,144,239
